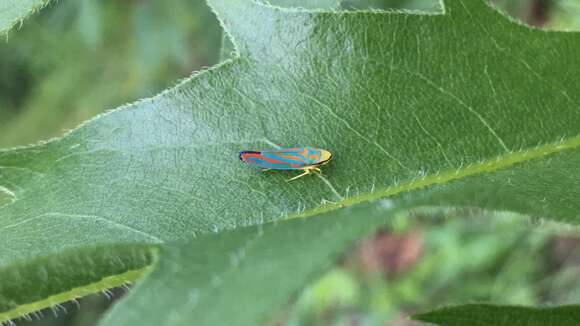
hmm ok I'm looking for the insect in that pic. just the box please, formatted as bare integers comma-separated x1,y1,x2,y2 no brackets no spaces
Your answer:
239,147,333,181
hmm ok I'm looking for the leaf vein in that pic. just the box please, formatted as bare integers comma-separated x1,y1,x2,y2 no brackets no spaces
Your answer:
301,92,409,171
406,69,510,152
0,213,163,242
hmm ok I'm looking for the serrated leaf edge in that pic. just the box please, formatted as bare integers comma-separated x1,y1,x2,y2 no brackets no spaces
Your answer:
0,267,151,324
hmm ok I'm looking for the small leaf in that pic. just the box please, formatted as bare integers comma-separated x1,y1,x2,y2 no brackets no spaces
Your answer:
0,244,154,322
412,304,580,326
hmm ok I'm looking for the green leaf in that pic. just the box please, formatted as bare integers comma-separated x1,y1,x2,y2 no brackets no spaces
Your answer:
0,244,154,322
100,203,395,326
0,0,50,34
100,144,580,325
412,304,580,326
219,0,340,61
1,0,580,323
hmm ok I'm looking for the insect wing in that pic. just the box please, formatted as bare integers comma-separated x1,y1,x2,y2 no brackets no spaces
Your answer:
269,147,327,165
239,149,309,170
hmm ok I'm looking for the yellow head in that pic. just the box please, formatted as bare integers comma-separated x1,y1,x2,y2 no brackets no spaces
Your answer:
317,149,332,165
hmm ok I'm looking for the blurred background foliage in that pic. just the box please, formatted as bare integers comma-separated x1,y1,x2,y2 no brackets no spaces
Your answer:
0,0,222,147
2,0,580,325
281,212,580,326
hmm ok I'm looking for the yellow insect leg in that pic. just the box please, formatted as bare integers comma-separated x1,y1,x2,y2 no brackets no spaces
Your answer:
286,169,311,182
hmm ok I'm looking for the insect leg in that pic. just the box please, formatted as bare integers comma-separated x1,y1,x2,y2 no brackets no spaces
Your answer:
311,167,325,177
286,169,311,182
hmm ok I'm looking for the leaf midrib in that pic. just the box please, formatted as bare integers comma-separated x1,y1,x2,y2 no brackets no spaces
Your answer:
288,134,580,220
6,135,578,233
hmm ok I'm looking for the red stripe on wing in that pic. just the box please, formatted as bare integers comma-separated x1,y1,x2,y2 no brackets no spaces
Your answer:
240,152,288,164
265,152,309,165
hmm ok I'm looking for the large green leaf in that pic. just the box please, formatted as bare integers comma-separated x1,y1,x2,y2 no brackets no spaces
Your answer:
100,203,396,326
0,0,49,34
1,0,580,323
100,146,580,326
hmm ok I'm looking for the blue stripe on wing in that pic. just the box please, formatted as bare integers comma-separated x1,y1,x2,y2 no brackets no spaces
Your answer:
245,157,304,170
263,148,309,160
261,153,306,164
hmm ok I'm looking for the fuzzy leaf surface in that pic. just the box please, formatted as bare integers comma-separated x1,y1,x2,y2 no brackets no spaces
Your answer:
1,0,580,323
